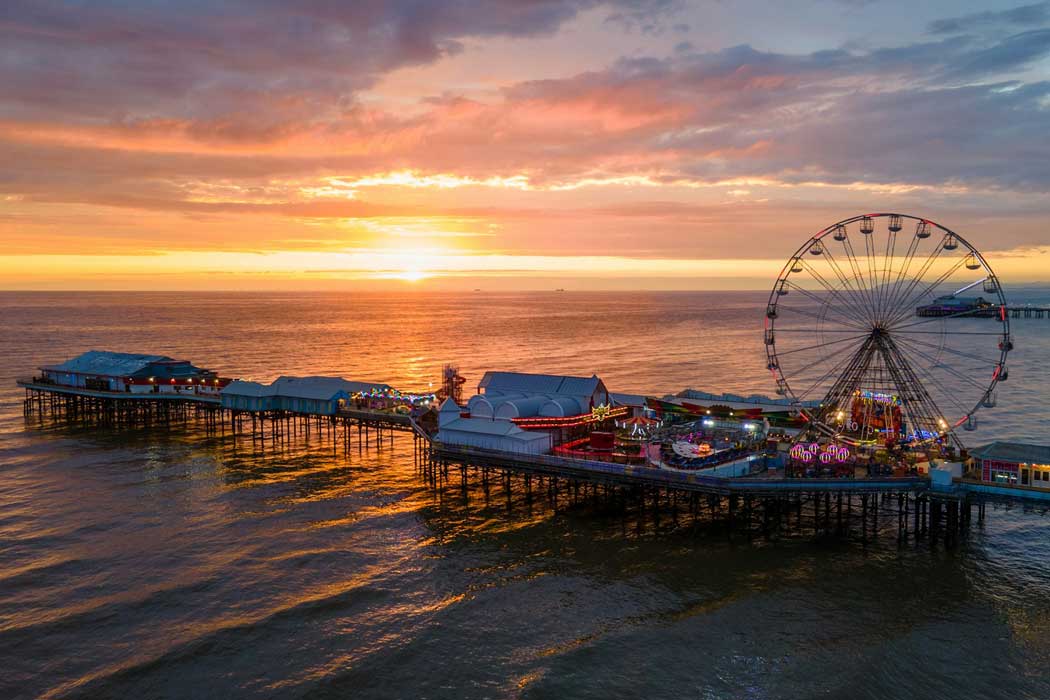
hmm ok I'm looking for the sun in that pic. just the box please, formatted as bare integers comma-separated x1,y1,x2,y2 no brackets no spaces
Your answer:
395,269,428,282
390,252,431,282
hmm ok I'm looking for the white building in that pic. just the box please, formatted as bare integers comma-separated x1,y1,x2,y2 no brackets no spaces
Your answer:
436,398,552,454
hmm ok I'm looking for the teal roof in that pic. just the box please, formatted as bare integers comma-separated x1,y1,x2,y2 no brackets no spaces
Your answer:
970,442,1050,465
221,380,275,397
43,350,171,377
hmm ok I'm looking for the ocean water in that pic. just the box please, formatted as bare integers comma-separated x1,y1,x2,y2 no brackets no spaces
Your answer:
1,290,1049,699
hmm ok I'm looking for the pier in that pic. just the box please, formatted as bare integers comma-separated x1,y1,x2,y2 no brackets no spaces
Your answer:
1006,305,1050,319
17,337,1050,549
21,374,1046,548
19,378,431,456
426,444,1021,545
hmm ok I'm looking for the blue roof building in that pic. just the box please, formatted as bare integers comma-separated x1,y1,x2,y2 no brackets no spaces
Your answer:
40,350,212,392
220,375,393,415
468,371,610,420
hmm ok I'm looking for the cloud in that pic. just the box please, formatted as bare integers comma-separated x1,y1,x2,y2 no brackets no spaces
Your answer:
942,29,1050,80
927,2,1050,35
0,0,671,124
1,1,1050,266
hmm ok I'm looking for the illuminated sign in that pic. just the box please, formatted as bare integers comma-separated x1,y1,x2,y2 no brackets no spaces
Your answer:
854,390,902,406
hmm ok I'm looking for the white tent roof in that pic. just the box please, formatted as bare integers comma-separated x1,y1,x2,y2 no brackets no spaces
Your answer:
440,417,551,441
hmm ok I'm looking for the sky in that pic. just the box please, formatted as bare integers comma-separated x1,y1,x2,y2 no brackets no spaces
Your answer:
1,0,1049,290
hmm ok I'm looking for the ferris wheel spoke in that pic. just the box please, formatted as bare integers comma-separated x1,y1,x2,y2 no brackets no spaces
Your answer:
852,234,877,321
895,330,1004,336
781,281,873,329
885,234,921,316
789,339,869,401
885,249,967,328
872,235,890,323
772,332,872,357
882,227,897,306
892,336,993,392
841,235,877,319
864,231,881,320
892,333,1001,367
821,246,876,326
881,234,948,324
774,304,869,332
797,260,875,327
774,329,871,333
857,234,881,319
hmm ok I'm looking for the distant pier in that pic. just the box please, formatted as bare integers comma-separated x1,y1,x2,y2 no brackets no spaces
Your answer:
1006,305,1050,319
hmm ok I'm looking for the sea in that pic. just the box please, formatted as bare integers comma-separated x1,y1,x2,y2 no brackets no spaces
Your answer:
1,290,1049,700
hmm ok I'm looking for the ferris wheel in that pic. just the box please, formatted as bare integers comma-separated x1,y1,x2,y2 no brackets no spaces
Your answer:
764,213,1011,449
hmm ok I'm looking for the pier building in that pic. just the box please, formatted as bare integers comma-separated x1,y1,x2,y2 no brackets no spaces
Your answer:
610,392,649,418
468,371,610,419
969,442,1050,488
220,376,393,415
220,380,277,412
38,350,222,395
436,398,552,454
464,371,627,446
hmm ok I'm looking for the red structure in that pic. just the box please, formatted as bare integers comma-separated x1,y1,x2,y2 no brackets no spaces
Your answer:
590,431,615,451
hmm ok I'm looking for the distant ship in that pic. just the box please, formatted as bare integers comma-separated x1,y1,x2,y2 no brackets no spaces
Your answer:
555,288,565,292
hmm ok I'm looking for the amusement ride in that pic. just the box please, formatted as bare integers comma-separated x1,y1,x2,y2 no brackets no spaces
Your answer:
765,213,1011,460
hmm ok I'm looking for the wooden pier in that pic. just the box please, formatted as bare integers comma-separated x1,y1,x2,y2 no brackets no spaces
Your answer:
19,380,433,457
1006,305,1050,319
18,379,1046,547
425,444,992,546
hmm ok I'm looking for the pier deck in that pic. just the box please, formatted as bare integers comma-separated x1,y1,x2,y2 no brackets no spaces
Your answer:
17,379,220,403
1006,305,1050,319
431,444,927,498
